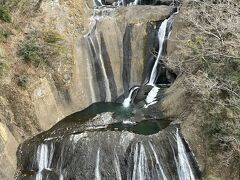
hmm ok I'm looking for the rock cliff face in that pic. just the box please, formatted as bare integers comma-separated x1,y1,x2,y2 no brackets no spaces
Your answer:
0,1,174,179
15,104,201,179
28,4,173,131
1,0,238,179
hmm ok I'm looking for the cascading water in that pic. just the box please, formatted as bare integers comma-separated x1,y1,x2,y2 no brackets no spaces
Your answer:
122,10,177,108
35,143,54,180
95,0,103,6
131,142,150,180
144,86,160,108
148,141,167,180
36,144,48,180
94,0,148,7
176,129,196,180
133,0,139,5
140,12,177,108
114,151,122,180
85,7,114,102
148,19,168,86
95,148,102,180
16,115,202,179
15,1,202,180
123,86,139,107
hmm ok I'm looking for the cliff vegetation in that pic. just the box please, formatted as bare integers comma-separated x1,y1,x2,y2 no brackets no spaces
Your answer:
167,0,240,178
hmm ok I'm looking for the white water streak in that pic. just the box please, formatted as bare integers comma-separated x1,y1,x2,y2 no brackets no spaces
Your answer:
96,0,103,6
87,8,112,102
148,19,168,86
59,174,64,180
86,19,97,103
87,37,99,102
133,0,139,5
176,129,196,180
95,148,101,180
149,141,167,180
97,35,112,101
132,143,139,180
59,145,65,180
88,32,112,102
117,0,122,6
145,86,159,104
36,144,53,180
139,143,150,179
123,87,139,107
114,152,122,180
132,143,150,180
144,86,159,108
122,120,136,125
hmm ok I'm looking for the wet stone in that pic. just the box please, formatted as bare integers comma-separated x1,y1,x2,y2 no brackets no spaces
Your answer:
15,102,202,180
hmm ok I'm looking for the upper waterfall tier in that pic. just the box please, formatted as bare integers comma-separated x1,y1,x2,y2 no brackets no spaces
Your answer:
77,5,173,103
15,4,176,132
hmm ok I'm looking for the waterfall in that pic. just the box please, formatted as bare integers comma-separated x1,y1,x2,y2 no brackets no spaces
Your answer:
176,129,196,180
148,141,167,180
59,145,65,180
114,151,122,180
19,125,202,180
144,86,160,108
98,38,112,101
148,12,178,87
95,0,103,6
123,86,139,107
133,0,139,5
143,19,169,108
94,0,143,7
15,1,203,180
36,144,48,180
59,174,64,180
132,142,150,180
86,9,113,102
36,143,53,180
117,0,122,6
143,12,178,108
85,19,98,103
95,148,102,180
148,19,168,86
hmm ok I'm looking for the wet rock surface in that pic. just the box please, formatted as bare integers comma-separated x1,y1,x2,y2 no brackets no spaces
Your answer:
15,102,201,180
0,3,175,179
6,1,205,180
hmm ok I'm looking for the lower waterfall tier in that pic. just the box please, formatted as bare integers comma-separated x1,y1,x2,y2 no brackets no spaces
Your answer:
15,103,202,180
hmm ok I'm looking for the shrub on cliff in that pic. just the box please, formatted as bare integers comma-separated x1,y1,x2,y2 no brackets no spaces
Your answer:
0,56,8,78
0,5,11,22
15,74,29,88
18,30,67,67
0,27,12,42
19,39,43,66
18,30,72,87
43,30,63,44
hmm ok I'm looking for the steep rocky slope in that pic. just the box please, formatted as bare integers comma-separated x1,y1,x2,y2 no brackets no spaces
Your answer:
0,0,173,179
0,0,239,179
163,0,240,179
